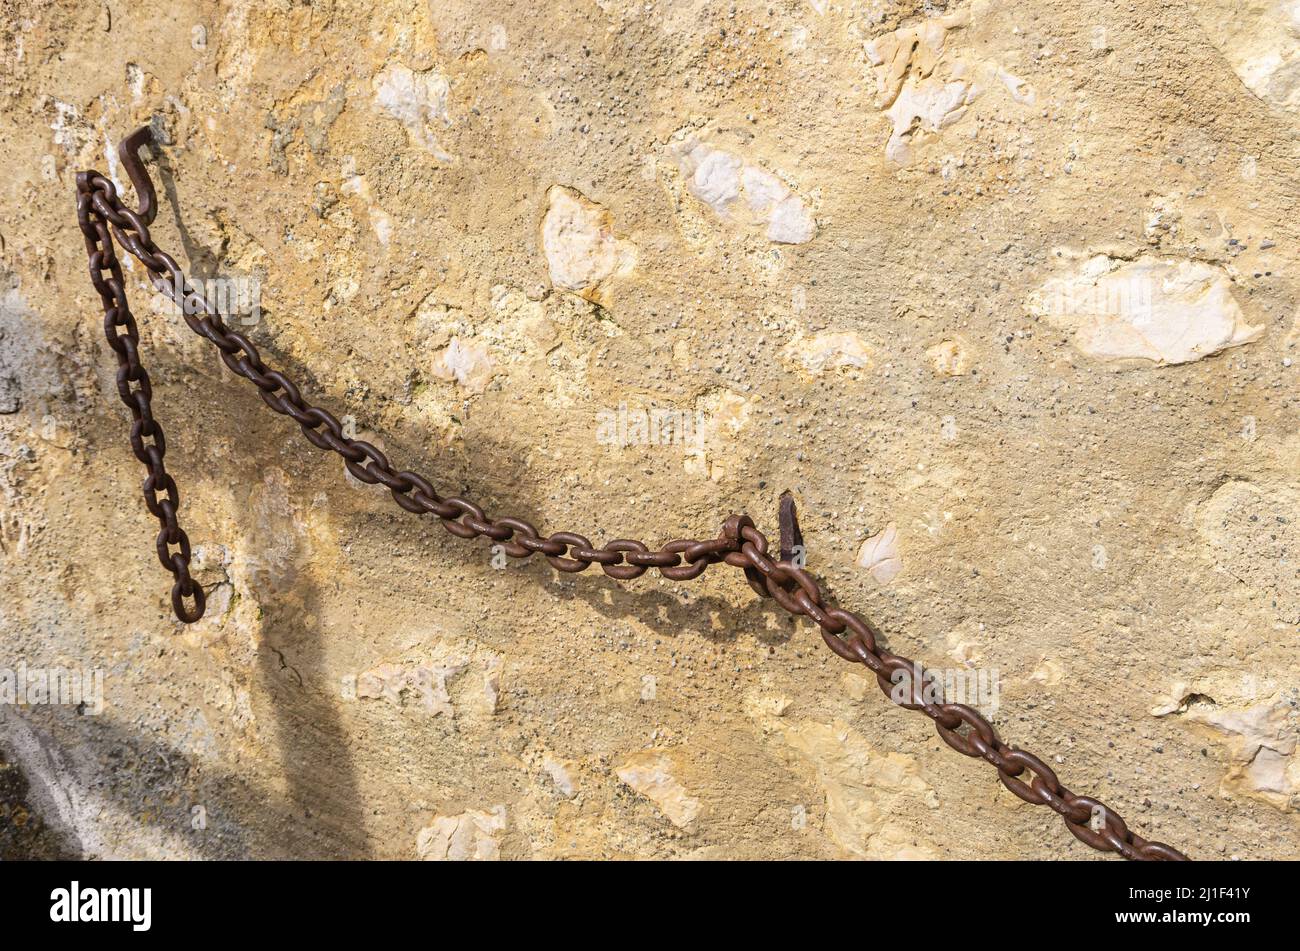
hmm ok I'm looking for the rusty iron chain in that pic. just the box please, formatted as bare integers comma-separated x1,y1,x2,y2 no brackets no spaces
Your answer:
74,126,1189,861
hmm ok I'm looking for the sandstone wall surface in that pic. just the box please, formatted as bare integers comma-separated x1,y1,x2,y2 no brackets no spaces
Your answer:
0,0,1297,859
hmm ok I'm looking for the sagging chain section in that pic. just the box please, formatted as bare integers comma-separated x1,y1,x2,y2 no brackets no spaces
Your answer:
74,126,1188,862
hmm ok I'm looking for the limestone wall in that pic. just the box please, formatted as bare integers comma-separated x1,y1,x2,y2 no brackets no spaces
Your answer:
0,0,1296,859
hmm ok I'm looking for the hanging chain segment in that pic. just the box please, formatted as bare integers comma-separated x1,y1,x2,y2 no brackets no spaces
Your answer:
74,126,1189,862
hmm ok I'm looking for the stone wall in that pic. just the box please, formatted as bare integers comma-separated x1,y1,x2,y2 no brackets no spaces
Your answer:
0,0,1296,859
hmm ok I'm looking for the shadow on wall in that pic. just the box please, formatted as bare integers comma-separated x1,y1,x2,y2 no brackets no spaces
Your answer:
0,700,364,859
0,735,79,859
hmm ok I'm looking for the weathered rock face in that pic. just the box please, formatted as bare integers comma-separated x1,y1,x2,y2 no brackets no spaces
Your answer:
1192,0,1300,113
0,0,1297,860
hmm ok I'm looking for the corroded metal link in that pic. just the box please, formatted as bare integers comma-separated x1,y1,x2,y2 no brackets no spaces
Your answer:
77,169,205,624
76,126,1190,862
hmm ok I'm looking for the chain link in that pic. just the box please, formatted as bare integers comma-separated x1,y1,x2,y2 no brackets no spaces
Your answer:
74,127,1189,861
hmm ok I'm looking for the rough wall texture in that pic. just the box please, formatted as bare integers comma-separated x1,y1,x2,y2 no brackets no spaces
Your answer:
0,0,1297,860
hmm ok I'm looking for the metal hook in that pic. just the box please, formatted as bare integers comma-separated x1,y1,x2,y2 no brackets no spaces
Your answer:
117,125,158,227
778,491,802,564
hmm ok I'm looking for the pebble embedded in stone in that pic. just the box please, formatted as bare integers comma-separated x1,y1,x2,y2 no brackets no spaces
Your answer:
540,185,635,300
372,62,454,162
1028,254,1263,366
431,336,495,392
416,806,508,860
856,523,903,585
673,138,816,245
615,749,702,828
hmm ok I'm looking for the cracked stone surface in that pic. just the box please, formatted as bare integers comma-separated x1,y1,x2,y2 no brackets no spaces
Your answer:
0,0,1298,860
